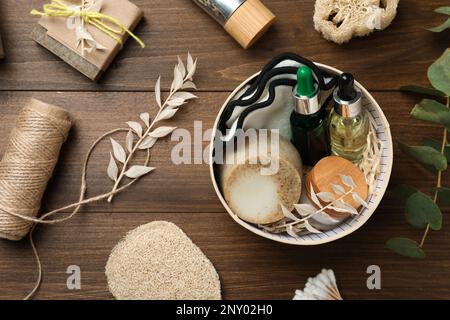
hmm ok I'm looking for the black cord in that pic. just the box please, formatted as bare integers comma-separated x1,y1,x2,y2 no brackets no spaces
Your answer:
218,53,338,133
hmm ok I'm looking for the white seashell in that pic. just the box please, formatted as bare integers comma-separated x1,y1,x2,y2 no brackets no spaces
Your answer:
293,269,342,300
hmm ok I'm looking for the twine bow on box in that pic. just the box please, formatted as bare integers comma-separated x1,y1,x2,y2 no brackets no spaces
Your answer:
31,0,145,56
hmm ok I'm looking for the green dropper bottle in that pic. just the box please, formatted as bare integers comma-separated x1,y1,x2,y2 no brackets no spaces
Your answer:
290,66,330,166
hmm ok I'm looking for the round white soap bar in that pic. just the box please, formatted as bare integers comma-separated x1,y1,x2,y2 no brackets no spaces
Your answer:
219,131,302,224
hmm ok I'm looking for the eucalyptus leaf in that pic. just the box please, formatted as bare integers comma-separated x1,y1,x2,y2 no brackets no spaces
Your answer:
423,137,450,162
428,18,450,32
435,7,450,15
405,191,442,230
428,49,450,96
386,238,426,259
411,99,450,127
398,142,447,171
434,187,450,205
393,184,417,203
400,85,446,98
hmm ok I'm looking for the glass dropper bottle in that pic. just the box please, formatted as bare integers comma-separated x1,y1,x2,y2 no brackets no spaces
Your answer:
290,66,330,166
329,73,369,162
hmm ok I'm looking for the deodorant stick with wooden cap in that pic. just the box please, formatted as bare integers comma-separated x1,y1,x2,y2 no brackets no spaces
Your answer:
192,0,276,49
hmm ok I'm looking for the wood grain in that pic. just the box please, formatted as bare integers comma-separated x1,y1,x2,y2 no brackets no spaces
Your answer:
0,91,449,300
0,0,449,300
0,0,447,91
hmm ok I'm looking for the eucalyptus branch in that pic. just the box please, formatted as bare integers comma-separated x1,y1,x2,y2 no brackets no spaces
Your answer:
387,44,449,258
419,95,449,248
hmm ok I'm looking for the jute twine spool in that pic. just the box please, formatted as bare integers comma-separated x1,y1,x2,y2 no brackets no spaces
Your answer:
0,98,71,241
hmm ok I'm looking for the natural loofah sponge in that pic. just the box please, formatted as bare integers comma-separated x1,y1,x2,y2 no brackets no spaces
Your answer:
314,0,399,44
105,221,221,300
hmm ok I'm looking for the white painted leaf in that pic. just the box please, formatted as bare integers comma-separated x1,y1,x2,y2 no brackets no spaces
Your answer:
140,112,150,127
110,138,126,163
314,211,341,224
332,184,346,195
332,200,358,215
182,81,197,90
187,52,194,74
149,126,177,138
167,98,186,108
317,192,335,203
186,58,197,80
172,91,197,101
177,56,186,79
352,192,369,208
155,76,161,108
156,108,178,121
281,205,300,221
303,220,322,234
138,136,157,149
340,174,356,188
124,165,155,179
294,203,317,217
125,130,134,153
286,225,300,238
107,152,118,181
309,183,323,208
171,65,183,92
126,121,143,137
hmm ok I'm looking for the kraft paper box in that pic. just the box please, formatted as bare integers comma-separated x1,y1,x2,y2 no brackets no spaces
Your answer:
31,0,143,81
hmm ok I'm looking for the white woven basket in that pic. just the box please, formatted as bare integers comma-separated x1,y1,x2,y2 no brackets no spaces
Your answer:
209,63,393,245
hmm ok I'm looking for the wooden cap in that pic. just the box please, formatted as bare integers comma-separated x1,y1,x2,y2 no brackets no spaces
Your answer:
224,0,276,49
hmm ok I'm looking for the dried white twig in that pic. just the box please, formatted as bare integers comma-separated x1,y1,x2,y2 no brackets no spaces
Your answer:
262,175,366,237
107,53,198,202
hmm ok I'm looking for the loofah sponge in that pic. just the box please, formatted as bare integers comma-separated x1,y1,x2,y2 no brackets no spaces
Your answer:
105,221,221,300
314,0,399,44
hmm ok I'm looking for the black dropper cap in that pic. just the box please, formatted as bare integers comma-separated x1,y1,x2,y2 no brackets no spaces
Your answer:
337,73,357,101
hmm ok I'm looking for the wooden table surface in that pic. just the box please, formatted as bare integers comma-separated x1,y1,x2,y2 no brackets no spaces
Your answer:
0,0,449,300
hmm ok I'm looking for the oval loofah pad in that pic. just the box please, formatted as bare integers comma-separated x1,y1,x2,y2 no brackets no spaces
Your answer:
313,0,399,44
105,221,221,300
